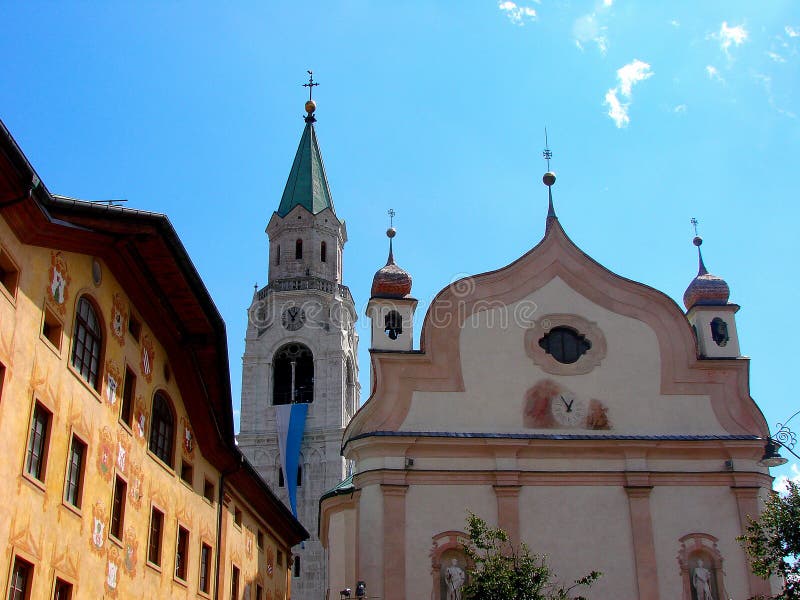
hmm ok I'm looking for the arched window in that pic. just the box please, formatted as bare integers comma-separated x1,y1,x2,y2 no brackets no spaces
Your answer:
149,392,175,467
273,344,314,405
71,296,103,389
275,244,281,266
385,310,403,340
320,241,327,263
295,239,303,260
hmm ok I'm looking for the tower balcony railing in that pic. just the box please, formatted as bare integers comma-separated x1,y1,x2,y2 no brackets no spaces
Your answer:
257,276,353,304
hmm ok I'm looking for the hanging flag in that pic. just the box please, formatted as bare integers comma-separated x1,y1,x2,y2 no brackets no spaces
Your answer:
275,403,308,518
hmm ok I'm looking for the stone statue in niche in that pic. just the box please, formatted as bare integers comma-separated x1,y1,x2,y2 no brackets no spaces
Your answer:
710,318,729,347
692,559,714,600
444,558,465,600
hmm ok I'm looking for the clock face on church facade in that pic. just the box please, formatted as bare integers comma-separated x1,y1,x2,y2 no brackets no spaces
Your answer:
550,390,588,427
523,378,611,430
282,306,306,331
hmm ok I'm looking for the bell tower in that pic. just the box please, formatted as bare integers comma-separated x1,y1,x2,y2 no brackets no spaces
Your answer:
238,78,359,600
683,224,741,359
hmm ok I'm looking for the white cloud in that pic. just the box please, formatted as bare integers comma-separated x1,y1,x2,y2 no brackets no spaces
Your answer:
786,26,800,38
710,21,748,57
603,0,613,6
706,65,725,83
673,104,687,113
767,51,787,63
670,19,680,28
617,59,654,96
574,13,608,54
774,463,800,494
604,89,628,128
603,59,653,128
498,1,537,25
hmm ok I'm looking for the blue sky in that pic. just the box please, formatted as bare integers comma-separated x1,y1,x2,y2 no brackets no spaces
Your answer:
2,2,799,480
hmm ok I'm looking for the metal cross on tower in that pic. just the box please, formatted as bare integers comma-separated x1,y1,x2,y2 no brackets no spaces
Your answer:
543,128,553,171
303,70,319,101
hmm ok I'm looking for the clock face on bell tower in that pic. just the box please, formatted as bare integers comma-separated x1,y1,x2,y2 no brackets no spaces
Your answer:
282,306,306,331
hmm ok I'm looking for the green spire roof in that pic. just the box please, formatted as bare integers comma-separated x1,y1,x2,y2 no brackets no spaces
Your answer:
276,120,335,217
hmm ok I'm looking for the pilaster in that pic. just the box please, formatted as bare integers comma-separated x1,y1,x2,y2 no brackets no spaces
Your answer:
624,477,659,600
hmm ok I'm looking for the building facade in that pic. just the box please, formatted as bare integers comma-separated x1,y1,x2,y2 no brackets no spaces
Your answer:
0,120,307,600
321,175,778,599
238,100,359,600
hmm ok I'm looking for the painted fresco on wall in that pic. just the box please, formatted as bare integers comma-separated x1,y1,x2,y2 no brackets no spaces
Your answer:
133,394,148,441
181,416,195,458
523,379,611,430
246,528,254,558
128,459,144,510
116,433,130,475
266,547,275,577
140,334,155,383
106,546,121,596
91,502,107,554
47,251,70,314
110,292,127,346
9,514,43,561
97,427,114,481
106,360,121,406
123,527,138,577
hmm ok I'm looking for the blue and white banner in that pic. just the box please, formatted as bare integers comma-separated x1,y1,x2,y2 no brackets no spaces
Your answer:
275,403,308,518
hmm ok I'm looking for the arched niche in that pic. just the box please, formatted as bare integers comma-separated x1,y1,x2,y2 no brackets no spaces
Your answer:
430,531,471,600
272,343,314,405
677,533,728,600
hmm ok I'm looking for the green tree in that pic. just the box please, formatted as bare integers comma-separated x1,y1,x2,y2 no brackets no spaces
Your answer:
460,512,600,600
738,480,800,600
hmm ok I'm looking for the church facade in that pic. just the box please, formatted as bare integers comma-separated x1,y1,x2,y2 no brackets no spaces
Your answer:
320,176,777,599
238,97,359,600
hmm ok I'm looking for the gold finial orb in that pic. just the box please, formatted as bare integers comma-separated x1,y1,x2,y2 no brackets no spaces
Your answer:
305,100,317,114
543,171,556,186
386,227,397,239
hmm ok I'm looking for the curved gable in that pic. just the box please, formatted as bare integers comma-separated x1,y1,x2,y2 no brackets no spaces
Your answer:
346,218,767,442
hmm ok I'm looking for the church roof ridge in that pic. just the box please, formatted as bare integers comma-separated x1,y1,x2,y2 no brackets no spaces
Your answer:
275,104,336,218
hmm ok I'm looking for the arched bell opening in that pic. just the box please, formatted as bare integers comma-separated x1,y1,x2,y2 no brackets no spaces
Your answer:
273,343,314,405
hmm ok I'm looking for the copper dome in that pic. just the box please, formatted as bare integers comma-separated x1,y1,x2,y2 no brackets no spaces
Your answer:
683,238,730,309
683,272,730,309
371,258,412,299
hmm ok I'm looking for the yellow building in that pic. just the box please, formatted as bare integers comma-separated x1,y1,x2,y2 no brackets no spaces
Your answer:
0,120,307,600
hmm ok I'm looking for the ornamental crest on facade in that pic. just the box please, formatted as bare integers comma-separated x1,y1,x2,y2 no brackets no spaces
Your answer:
47,251,70,314
106,546,121,596
140,334,155,383
133,395,147,441
181,417,194,457
116,434,130,474
105,360,121,406
97,427,114,481
266,547,274,577
90,502,106,554
123,527,138,577
110,293,127,346
128,460,144,510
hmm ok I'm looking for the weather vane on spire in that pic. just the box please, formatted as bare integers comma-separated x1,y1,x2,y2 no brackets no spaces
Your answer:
690,217,700,236
303,70,319,101
388,208,396,228
543,128,553,171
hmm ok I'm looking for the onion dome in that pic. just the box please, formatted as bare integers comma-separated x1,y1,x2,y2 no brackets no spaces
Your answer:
683,236,730,309
371,226,413,298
